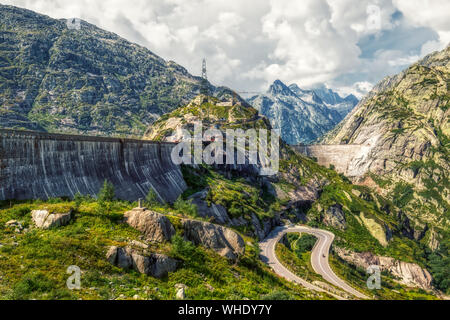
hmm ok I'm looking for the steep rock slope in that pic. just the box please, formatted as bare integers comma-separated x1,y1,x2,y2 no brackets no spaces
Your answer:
248,80,358,144
0,5,207,136
324,45,450,242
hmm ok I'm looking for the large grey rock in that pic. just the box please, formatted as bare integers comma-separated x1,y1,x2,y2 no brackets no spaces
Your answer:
106,246,178,278
31,210,72,229
323,204,346,230
124,208,175,242
188,189,231,225
335,247,434,291
182,219,245,261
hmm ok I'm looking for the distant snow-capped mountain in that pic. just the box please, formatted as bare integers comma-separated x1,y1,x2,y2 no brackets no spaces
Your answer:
247,80,359,145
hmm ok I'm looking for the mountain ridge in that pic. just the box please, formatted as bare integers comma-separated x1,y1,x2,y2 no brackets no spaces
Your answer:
247,80,358,145
323,45,450,246
0,4,218,136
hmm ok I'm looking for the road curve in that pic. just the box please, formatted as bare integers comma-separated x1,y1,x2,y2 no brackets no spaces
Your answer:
260,225,369,300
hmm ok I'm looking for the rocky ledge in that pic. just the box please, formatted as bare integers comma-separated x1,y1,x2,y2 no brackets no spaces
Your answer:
106,246,179,278
182,219,245,262
335,247,434,291
124,208,175,242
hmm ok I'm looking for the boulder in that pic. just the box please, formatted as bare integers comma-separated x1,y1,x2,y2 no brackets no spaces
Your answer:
124,208,175,242
251,213,265,240
335,247,434,291
182,219,245,261
323,204,346,230
188,189,231,225
176,288,186,300
106,246,178,278
31,210,72,229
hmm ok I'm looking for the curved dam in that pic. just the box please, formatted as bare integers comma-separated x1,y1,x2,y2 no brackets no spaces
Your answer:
292,144,371,178
0,129,187,202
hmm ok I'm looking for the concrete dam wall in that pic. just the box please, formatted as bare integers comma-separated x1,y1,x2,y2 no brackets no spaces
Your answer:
0,129,187,202
293,144,371,177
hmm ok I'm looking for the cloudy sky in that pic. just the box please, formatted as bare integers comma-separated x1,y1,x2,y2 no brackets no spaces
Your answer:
3,0,449,98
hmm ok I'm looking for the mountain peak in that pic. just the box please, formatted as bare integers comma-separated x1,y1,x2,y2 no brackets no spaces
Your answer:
268,80,294,96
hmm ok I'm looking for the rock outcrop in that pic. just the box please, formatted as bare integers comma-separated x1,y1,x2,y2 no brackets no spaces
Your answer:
323,204,346,230
31,210,72,229
188,190,231,225
124,208,175,242
335,247,434,290
106,246,178,278
182,219,245,261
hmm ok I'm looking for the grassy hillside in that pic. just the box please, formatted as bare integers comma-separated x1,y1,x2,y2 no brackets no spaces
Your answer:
0,197,331,300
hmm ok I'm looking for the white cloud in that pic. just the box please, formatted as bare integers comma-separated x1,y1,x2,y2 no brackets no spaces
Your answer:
2,0,448,96
393,0,450,56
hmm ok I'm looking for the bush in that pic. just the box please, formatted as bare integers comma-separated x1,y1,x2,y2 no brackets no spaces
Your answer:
428,240,450,294
171,235,198,262
295,234,317,254
11,273,55,300
74,192,83,209
97,180,116,213
173,196,198,217
98,180,115,203
145,189,160,207
393,182,414,208
261,290,292,300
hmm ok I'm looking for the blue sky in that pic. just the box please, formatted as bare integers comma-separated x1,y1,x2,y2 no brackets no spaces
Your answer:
2,0,449,98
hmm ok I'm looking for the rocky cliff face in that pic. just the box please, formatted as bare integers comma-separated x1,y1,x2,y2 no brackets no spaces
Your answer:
0,129,187,202
0,5,207,136
124,208,176,242
324,45,450,242
247,80,358,144
335,247,434,291
106,246,179,278
182,219,245,261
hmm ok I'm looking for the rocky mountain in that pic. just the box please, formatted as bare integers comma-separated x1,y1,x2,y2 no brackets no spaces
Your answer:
323,45,450,247
0,5,222,136
141,94,449,297
310,86,359,118
247,80,358,145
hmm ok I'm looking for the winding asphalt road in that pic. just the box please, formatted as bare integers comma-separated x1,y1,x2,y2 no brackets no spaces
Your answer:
260,225,369,300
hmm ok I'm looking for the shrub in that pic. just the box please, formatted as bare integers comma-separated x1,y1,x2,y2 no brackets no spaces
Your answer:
11,273,55,300
145,189,160,207
97,180,116,213
294,234,317,254
74,192,83,209
98,180,115,203
261,290,292,300
173,196,198,217
171,235,199,263
393,182,414,208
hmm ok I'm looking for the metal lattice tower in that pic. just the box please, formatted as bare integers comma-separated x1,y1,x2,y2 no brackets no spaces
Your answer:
200,58,209,96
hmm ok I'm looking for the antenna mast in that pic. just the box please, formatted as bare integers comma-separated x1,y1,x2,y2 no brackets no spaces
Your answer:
200,58,209,97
